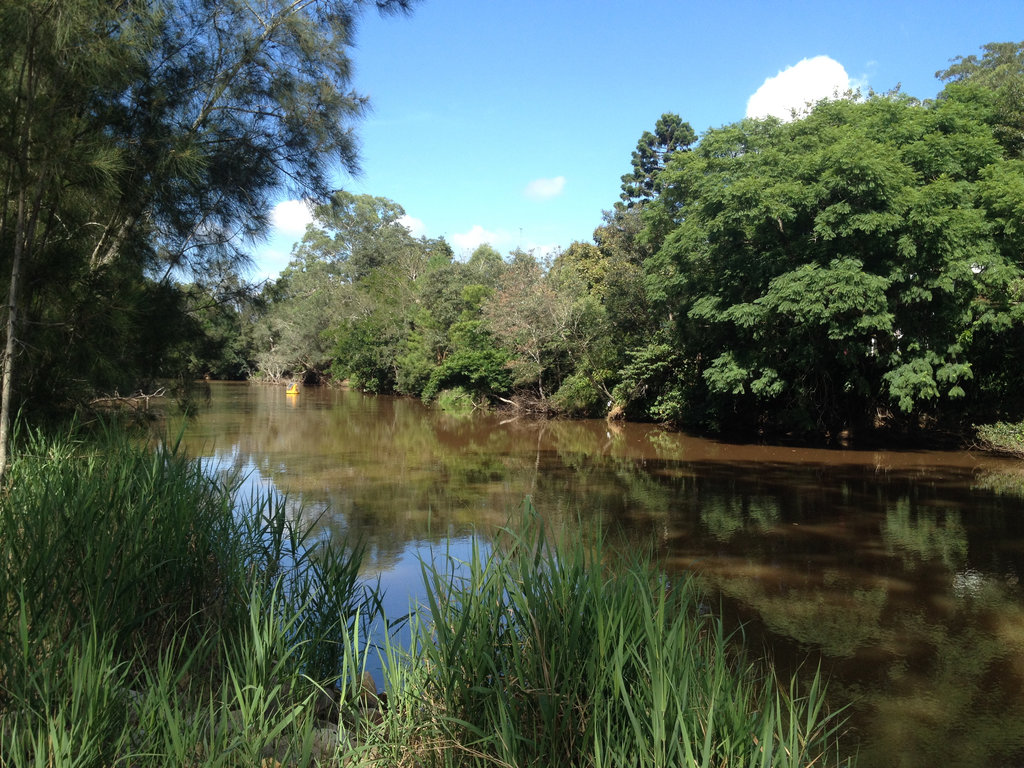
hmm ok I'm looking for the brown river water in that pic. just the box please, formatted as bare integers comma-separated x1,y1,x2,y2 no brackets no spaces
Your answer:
178,382,1024,768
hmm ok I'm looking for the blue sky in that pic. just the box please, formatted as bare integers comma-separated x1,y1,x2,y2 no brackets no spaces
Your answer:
251,0,1024,279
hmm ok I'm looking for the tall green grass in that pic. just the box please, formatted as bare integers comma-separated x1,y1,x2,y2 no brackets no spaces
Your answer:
0,423,380,767
382,505,852,767
0,425,854,767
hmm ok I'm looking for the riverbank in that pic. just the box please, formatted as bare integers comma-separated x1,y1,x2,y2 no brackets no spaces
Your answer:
249,374,1024,457
0,423,855,767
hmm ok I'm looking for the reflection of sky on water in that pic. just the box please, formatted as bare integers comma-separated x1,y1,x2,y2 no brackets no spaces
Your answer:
363,535,485,686
371,536,484,617
199,450,276,503
199,449,486,603
198,449,487,683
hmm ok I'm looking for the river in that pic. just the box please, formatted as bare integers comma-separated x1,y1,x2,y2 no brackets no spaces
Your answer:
177,382,1024,768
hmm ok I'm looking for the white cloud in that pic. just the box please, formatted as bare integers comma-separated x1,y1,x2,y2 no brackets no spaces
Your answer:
450,224,504,252
249,245,292,282
270,199,314,235
523,176,566,200
398,214,426,238
746,56,853,122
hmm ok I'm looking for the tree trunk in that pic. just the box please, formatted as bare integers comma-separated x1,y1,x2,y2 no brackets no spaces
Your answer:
0,191,27,482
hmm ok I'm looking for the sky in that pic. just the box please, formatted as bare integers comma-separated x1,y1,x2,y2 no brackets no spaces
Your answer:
252,0,1024,279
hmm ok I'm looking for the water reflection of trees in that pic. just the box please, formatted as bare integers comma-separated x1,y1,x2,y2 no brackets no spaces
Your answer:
179,385,1024,768
844,593,1024,768
699,495,781,541
681,483,1024,768
713,569,888,657
882,499,968,570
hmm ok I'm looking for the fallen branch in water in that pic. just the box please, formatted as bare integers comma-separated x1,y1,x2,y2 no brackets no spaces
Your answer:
89,388,166,413
495,393,555,416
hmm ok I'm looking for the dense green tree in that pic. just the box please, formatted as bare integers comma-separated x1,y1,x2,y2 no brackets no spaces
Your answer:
473,248,615,409
418,260,511,403
611,343,694,423
544,244,624,414
466,244,508,285
398,253,482,389
255,254,352,381
0,0,150,472
178,274,263,380
254,196,513,401
558,200,680,418
420,341,513,402
254,192,419,382
330,300,405,392
594,205,654,264
639,91,1024,436
261,193,461,393
937,41,1024,157
313,191,424,282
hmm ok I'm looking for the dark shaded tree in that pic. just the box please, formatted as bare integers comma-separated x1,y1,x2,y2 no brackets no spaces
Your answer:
620,113,697,207
0,0,415,476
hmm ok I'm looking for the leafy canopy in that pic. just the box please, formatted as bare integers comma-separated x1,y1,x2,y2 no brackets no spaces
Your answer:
640,90,1024,434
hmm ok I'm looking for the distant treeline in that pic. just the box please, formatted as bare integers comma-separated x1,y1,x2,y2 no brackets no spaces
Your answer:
191,42,1023,440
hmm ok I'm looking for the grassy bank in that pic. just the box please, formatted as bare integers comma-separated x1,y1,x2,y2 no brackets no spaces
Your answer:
0,426,854,766
0,424,382,766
